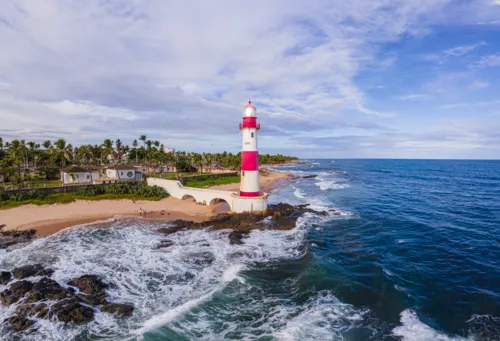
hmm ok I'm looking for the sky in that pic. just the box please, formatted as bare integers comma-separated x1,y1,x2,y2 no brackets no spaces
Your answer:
0,0,500,159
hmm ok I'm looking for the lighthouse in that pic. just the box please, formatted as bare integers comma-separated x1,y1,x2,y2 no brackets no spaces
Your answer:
239,101,261,197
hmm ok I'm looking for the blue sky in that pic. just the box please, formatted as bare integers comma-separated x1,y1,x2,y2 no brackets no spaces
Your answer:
0,0,499,159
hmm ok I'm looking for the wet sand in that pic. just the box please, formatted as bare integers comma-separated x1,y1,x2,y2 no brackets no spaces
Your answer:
0,171,291,237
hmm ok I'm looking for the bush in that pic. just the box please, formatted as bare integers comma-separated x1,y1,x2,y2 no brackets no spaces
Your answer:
75,182,167,198
0,190,48,202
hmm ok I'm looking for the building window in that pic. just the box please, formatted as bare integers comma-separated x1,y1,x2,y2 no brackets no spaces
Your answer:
121,172,123,176
242,171,245,176
87,175,90,179
251,132,254,138
76,174,79,179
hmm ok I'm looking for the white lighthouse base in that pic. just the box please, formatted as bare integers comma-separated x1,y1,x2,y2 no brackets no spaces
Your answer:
231,193,268,213
147,178,268,213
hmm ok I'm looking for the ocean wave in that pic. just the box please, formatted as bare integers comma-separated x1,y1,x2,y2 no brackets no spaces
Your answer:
274,291,368,341
392,309,471,341
0,214,312,340
315,179,351,191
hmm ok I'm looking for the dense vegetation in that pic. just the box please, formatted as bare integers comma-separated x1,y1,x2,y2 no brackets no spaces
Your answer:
0,135,297,189
183,175,241,188
74,182,167,197
0,183,168,210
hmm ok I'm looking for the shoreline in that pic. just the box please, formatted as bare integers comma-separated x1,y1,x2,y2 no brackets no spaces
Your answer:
0,170,292,237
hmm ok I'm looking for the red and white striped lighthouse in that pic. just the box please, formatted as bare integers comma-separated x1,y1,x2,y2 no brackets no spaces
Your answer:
239,101,261,197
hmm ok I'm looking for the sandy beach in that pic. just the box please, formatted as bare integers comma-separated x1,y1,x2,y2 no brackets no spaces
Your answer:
0,171,291,236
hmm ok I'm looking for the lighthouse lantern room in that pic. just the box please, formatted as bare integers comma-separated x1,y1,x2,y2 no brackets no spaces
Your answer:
239,101,261,197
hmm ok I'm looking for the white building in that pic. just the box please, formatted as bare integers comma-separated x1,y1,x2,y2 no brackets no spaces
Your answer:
105,165,138,181
61,166,101,184
163,146,174,153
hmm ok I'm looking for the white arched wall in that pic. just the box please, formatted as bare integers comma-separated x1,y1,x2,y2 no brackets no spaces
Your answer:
147,178,267,213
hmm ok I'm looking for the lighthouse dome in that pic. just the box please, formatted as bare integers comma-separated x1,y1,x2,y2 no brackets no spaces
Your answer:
243,101,257,117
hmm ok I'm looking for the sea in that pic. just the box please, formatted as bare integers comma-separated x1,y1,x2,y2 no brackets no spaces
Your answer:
1,159,499,341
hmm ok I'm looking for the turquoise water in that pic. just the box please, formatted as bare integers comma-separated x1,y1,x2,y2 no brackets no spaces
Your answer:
1,159,499,340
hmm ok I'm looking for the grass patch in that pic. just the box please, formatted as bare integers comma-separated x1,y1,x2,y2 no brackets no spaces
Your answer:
184,175,240,188
0,193,164,210
148,172,212,180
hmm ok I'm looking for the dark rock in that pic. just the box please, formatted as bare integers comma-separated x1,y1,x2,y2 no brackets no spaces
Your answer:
158,220,193,235
15,303,49,319
188,252,215,266
228,230,248,245
26,278,68,303
1,280,34,306
12,264,52,279
67,275,108,295
0,271,12,285
1,290,18,306
76,293,107,306
156,240,174,249
4,316,36,332
156,203,333,237
0,229,36,249
100,303,134,316
50,298,94,324
229,236,244,245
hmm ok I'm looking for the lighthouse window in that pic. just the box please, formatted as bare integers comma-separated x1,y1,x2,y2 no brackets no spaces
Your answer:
251,132,254,138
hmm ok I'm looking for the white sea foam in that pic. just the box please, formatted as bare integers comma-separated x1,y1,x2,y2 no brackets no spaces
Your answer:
392,309,472,341
293,186,307,199
274,292,367,341
315,179,350,191
0,212,313,340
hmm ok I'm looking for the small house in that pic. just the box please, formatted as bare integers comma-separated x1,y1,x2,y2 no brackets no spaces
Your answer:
105,165,140,181
61,166,101,184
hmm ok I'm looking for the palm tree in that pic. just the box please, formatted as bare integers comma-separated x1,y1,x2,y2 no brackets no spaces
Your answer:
54,138,73,168
0,137,3,150
115,139,123,163
101,139,114,164
132,139,138,164
140,135,147,149
43,140,51,150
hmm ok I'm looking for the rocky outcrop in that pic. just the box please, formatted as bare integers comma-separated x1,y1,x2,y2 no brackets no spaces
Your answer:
158,203,334,244
50,298,94,324
100,303,134,316
26,278,68,303
1,272,134,333
291,174,318,179
67,275,108,295
12,264,53,279
0,271,12,285
0,229,36,249
228,230,248,245
16,303,49,319
76,293,107,306
4,316,36,332
1,280,34,305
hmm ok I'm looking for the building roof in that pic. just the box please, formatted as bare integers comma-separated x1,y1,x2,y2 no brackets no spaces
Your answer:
62,165,96,173
106,165,135,170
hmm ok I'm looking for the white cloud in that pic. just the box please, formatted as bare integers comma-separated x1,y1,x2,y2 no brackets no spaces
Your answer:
397,94,432,100
443,42,486,56
469,81,489,89
0,0,500,157
471,54,500,68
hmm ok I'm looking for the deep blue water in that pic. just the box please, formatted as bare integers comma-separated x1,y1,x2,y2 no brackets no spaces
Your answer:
268,159,500,340
1,159,499,340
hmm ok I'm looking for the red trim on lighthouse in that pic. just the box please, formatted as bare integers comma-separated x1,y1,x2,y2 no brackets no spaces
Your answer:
241,151,259,171
239,191,260,197
241,117,257,128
